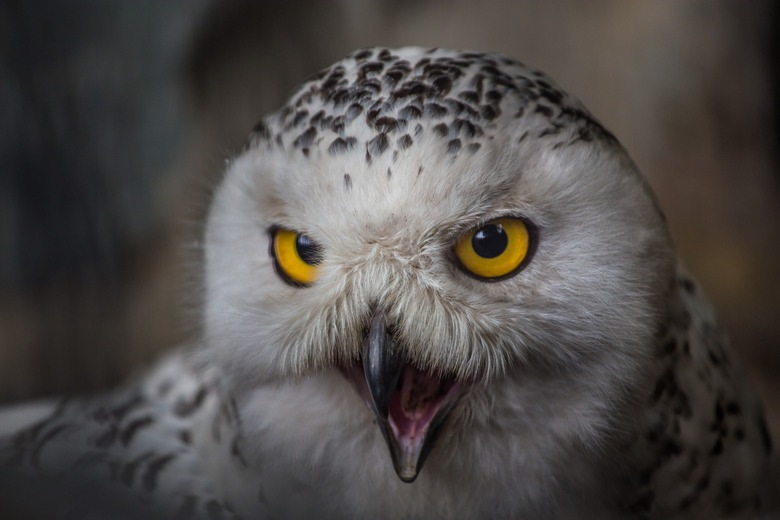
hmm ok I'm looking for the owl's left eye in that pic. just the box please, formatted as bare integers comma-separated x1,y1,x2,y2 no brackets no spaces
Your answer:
454,217,537,280
270,228,323,286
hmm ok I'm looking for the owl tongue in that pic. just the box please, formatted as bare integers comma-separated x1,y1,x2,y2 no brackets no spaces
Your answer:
388,364,457,442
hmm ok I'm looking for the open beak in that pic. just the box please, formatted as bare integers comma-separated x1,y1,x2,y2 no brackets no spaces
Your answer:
362,313,462,483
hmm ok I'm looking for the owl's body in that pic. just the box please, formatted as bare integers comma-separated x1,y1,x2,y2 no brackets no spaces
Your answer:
1,47,776,519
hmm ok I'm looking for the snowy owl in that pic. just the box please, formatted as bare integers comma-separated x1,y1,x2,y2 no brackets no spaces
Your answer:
1,47,777,520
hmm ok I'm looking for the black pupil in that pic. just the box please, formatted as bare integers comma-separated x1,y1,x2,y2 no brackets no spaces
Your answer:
472,224,508,259
296,234,321,265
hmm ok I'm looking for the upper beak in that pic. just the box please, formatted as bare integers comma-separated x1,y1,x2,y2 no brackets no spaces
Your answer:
362,313,461,483
363,313,406,421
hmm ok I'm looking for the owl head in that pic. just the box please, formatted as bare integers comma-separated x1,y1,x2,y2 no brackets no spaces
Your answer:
200,47,674,482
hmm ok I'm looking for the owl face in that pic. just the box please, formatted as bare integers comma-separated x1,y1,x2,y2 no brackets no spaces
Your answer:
202,47,675,481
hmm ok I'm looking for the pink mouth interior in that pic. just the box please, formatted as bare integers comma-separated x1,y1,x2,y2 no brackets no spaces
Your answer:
340,361,462,447
387,365,459,443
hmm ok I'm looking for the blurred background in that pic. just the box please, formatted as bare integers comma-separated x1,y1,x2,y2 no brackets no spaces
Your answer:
0,0,778,444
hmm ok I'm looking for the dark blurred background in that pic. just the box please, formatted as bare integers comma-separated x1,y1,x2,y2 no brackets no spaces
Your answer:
0,0,778,443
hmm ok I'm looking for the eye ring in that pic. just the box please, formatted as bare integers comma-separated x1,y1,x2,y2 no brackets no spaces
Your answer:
454,217,537,281
269,227,323,287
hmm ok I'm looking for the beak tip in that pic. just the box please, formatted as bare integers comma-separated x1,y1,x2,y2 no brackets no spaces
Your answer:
388,439,427,484
397,470,419,483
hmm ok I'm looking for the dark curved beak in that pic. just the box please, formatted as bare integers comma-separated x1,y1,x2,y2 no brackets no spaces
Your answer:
362,313,458,483
363,313,406,420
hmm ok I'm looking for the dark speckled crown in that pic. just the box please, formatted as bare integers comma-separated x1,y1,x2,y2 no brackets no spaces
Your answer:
248,47,616,164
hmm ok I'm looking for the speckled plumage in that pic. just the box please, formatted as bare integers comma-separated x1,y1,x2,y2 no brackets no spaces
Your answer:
1,47,777,519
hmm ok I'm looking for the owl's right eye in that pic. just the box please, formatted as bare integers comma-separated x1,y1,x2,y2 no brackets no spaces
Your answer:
270,228,323,286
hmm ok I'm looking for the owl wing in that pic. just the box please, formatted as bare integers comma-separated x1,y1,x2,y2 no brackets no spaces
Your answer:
0,352,241,520
622,262,778,517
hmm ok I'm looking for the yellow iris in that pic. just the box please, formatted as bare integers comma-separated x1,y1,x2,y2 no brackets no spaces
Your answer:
455,218,531,279
272,228,322,286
